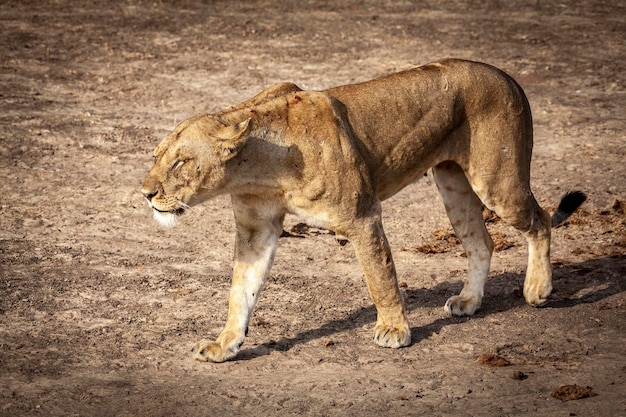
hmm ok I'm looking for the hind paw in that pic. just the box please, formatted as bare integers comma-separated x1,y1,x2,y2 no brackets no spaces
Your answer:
444,295,481,316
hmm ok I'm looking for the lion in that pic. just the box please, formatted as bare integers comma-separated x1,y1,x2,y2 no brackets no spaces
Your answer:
141,59,586,362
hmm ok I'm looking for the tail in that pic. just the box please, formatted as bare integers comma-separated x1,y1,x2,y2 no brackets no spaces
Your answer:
551,191,587,227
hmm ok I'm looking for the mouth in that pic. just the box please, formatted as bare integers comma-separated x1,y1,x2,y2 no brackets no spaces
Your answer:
146,199,189,227
145,197,189,216
154,207,186,216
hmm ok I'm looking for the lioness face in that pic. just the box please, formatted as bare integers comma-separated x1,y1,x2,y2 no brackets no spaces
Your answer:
141,132,209,227
141,117,251,227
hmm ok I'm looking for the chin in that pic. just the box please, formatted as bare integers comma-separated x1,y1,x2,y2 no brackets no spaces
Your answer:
152,210,180,228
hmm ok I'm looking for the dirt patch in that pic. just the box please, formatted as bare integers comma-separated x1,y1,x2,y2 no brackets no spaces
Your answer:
1,0,625,416
513,370,529,381
551,385,597,402
477,353,512,367
403,229,460,254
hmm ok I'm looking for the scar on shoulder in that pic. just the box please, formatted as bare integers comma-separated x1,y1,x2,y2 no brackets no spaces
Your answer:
289,94,302,105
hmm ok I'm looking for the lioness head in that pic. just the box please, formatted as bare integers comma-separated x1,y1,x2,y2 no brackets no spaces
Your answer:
141,115,251,227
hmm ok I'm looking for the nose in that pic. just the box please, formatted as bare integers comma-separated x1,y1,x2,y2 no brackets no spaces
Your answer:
142,190,157,201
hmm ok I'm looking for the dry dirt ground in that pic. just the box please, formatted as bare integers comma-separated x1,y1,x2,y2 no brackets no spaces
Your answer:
1,1,625,416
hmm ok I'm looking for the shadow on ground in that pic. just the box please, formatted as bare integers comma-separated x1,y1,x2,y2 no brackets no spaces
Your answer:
238,255,625,359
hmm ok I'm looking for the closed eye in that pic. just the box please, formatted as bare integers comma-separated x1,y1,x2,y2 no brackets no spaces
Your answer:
172,160,185,171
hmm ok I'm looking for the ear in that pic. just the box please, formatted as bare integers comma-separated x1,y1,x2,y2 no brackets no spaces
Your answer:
215,118,252,159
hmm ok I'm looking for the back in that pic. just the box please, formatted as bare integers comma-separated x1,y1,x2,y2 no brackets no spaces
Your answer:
323,59,531,199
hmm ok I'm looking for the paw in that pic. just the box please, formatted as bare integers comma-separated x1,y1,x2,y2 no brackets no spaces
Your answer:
523,282,552,307
444,295,481,316
373,323,411,348
191,339,238,363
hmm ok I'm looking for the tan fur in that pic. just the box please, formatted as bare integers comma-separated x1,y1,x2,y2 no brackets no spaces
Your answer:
141,59,558,362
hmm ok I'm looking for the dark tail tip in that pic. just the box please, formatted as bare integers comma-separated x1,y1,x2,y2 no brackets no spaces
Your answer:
551,191,587,228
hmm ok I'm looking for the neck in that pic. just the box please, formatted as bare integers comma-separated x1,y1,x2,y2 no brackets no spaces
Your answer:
208,97,298,197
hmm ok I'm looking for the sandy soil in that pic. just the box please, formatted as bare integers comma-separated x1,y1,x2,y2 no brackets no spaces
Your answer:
1,1,625,416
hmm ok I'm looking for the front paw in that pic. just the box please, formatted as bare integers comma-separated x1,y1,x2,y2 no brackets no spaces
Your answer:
373,323,411,348
444,295,481,316
191,339,239,363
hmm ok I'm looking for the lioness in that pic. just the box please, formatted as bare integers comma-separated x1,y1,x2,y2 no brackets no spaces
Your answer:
141,59,585,362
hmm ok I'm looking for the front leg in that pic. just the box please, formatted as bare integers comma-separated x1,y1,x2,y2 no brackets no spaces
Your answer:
192,197,284,362
347,211,411,348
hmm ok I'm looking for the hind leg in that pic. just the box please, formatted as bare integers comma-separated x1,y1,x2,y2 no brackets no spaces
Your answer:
520,208,552,306
466,174,552,306
433,162,494,316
